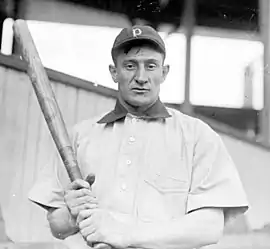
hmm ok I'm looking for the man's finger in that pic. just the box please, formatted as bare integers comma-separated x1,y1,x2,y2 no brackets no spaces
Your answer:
65,188,93,202
93,243,111,249
80,203,98,211
68,195,98,207
67,179,90,190
70,203,98,218
77,210,94,225
80,224,96,238
86,233,100,245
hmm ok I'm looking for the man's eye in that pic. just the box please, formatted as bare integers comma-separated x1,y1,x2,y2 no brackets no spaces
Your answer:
125,64,135,70
147,64,157,70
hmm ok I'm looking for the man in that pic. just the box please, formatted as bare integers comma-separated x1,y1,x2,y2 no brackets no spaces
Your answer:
29,25,249,249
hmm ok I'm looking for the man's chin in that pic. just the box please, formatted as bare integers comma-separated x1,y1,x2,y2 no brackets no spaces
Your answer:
126,99,154,110
127,98,150,107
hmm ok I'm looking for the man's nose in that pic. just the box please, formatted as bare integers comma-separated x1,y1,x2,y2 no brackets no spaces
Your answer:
135,68,148,84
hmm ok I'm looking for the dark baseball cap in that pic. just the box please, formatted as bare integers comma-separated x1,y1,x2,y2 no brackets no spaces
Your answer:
111,25,166,56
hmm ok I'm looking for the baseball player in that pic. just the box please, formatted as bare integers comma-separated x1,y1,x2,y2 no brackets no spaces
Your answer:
29,25,249,249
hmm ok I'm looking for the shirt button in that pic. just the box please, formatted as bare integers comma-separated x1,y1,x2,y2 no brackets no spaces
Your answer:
126,160,132,165
132,118,137,124
129,136,135,142
121,183,127,191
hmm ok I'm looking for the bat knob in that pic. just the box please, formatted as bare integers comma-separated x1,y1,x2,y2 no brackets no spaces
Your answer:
85,174,96,187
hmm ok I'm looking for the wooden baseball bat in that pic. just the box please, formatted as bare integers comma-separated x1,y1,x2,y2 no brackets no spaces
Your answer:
13,20,97,184
13,19,110,248
13,19,83,182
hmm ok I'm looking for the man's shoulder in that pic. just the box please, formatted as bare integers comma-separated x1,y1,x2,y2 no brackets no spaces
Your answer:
166,107,219,138
166,107,197,122
72,111,112,135
166,107,203,127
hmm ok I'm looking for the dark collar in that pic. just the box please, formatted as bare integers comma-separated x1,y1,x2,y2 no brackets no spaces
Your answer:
97,98,171,124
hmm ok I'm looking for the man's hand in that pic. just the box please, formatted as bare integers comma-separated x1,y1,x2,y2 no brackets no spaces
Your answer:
64,179,98,220
77,209,133,249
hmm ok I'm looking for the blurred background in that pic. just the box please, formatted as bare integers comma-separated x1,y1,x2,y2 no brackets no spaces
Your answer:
0,0,270,248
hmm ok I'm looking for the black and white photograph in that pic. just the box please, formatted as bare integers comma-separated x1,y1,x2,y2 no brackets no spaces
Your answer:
0,0,269,248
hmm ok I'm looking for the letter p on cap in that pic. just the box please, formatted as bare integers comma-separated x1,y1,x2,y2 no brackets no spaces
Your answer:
132,28,142,38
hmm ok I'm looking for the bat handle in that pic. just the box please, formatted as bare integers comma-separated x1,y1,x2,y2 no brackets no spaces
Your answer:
59,146,83,181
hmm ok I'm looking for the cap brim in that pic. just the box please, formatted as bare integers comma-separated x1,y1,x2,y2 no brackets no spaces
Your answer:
112,37,166,54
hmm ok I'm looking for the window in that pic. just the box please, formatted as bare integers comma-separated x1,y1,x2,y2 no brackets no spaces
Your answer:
1,18,13,55
190,33,264,110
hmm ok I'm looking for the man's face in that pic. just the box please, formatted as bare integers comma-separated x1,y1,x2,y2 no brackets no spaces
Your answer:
110,45,169,108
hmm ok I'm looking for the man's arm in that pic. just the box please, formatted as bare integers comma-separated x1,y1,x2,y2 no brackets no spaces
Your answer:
127,208,224,249
47,206,79,240
78,207,224,249
46,179,97,240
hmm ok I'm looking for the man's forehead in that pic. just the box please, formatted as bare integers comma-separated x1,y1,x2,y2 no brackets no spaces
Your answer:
121,46,163,59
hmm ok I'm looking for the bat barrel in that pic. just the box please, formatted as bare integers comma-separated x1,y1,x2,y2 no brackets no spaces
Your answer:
13,19,83,181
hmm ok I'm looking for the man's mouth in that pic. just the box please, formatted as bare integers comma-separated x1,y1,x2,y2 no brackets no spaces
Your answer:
131,88,150,93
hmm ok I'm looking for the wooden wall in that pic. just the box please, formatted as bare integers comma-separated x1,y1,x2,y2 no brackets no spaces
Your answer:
0,62,116,242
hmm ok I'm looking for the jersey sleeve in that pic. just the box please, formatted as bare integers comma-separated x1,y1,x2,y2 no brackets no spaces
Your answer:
28,126,79,209
186,120,249,222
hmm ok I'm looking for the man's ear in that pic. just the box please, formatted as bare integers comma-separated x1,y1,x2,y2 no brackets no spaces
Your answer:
161,65,170,83
109,65,118,83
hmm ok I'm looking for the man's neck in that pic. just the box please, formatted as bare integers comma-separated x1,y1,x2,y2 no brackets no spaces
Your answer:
97,96,171,124
118,97,157,117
